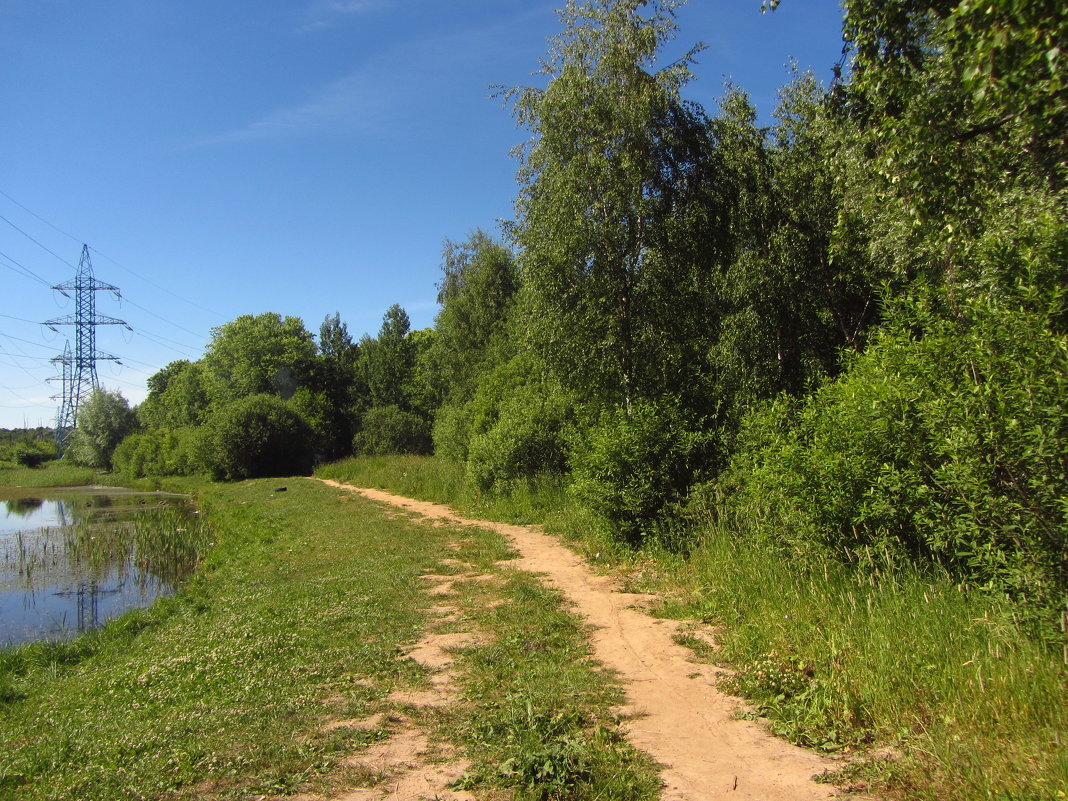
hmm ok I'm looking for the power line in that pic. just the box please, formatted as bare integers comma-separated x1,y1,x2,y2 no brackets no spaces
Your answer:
119,296,210,342
0,349,45,360
0,249,55,288
0,188,82,245
91,248,226,320
0,312,43,324
0,212,76,271
128,322,202,354
0,331,55,352
0,187,225,320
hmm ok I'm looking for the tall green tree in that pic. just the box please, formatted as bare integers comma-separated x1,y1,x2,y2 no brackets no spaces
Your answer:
708,78,881,417
139,360,211,429
831,0,1067,291
314,312,361,457
505,0,715,413
358,304,414,410
67,387,137,469
430,230,518,403
202,313,317,404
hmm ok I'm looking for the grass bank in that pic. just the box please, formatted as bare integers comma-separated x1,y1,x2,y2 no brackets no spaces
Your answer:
318,455,1068,800
0,473,655,800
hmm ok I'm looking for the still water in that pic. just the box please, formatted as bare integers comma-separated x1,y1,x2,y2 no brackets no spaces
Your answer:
0,488,207,646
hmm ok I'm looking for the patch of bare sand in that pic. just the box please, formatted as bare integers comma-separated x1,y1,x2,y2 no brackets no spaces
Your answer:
310,541,479,801
336,727,474,801
318,478,854,801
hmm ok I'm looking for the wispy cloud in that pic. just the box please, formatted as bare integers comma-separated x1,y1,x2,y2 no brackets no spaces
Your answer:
201,71,386,145
199,6,553,147
300,0,389,32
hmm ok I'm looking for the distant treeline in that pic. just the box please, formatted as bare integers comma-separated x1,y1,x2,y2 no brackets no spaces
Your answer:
0,427,55,466
63,1,1066,627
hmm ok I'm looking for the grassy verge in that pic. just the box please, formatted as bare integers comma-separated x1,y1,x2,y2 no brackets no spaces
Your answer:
0,462,106,488
0,473,660,800
316,455,628,564
663,528,1068,799
317,454,1068,800
0,477,446,799
397,516,660,800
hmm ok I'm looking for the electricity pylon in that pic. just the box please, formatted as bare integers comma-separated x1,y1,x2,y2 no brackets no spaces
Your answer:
46,244,129,453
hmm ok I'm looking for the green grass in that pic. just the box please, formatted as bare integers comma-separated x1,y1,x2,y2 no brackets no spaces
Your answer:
0,461,102,488
0,472,661,800
318,454,1068,801
655,526,1068,800
436,524,660,801
0,477,448,799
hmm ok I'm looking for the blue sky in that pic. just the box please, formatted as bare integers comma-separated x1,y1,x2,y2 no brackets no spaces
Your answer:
0,0,846,430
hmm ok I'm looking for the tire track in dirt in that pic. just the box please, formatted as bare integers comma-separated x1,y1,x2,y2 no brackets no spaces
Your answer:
317,478,849,801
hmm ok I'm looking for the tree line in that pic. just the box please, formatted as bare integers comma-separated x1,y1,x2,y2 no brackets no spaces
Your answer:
66,0,1066,625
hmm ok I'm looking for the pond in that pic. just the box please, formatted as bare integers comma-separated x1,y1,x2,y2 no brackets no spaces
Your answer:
0,487,210,646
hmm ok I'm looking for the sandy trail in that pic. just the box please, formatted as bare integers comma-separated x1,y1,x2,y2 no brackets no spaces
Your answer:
317,479,844,801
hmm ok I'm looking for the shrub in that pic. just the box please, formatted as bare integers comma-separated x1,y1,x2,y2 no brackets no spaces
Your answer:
112,428,205,478
13,446,47,469
570,398,714,544
65,388,137,469
465,382,572,493
431,402,471,461
352,405,431,456
204,394,314,481
727,283,1068,611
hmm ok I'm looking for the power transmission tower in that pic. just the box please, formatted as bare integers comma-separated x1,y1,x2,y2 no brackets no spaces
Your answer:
48,340,73,441
46,244,129,453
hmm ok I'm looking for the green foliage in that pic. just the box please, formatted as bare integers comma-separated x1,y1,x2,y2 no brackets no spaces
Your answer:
570,398,713,543
430,402,471,462
286,386,341,462
506,0,716,410
727,271,1068,611
357,304,414,410
708,80,880,422
430,231,518,403
310,313,362,459
139,360,211,429
203,394,314,481
112,428,205,478
352,404,431,456
0,429,55,468
66,388,138,470
12,446,48,469
431,354,573,492
465,381,573,493
832,0,1067,291
202,313,317,404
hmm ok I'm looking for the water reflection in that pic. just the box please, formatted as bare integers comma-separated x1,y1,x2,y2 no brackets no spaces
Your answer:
0,489,209,646
5,497,43,517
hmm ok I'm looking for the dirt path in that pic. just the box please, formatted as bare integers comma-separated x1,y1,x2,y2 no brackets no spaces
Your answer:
317,479,846,801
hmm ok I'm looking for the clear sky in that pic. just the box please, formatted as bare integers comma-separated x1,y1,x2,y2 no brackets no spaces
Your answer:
0,0,846,430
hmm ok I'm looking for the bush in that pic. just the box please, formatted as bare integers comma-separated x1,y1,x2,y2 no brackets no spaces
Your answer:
431,402,471,461
204,394,314,481
465,382,572,493
570,398,714,544
352,405,430,456
727,283,1068,611
65,388,137,469
112,428,205,478
13,446,47,469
